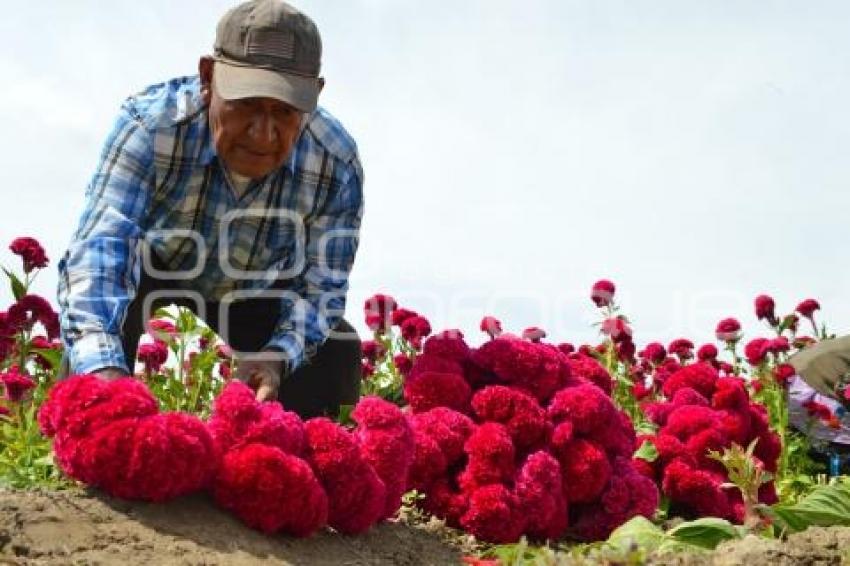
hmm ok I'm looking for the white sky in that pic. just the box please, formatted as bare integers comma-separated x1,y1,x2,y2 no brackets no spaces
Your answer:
1,0,848,349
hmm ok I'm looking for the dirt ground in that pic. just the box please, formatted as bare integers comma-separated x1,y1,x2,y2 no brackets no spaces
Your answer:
0,488,461,566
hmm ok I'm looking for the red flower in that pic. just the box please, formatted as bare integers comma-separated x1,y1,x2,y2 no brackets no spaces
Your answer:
364,294,397,333
400,315,432,346
514,451,568,540
404,370,472,414
352,397,415,520
661,363,719,399
744,338,770,366
767,337,790,355
697,343,718,362
393,353,413,376
480,316,503,339
9,237,48,273
668,338,695,361
459,423,516,491
303,417,386,534
632,380,652,400
215,343,233,359
796,299,820,319
522,326,547,343
137,340,168,373
390,308,418,326
214,443,328,535
1,368,35,402
548,383,616,434
639,342,667,364
802,400,833,422
617,339,636,363
219,360,232,380
460,484,525,543
754,294,778,325
7,294,59,339
715,318,742,342
591,279,616,308
361,360,375,379
552,437,611,503
601,317,632,343
361,340,386,362
557,342,575,355
471,385,550,451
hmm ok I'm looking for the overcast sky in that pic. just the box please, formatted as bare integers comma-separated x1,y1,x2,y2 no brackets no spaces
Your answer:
1,1,848,349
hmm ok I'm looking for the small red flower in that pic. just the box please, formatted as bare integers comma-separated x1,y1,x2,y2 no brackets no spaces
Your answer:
1,368,36,402
147,319,177,340
697,343,718,362
802,400,833,422
744,338,770,366
754,294,778,325
364,294,397,333
137,340,169,373
391,308,418,326
401,316,432,346
361,340,387,362
591,279,616,308
773,363,795,386
668,338,695,361
521,326,546,343
479,316,502,339
796,299,820,319
9,237,49,273
7,295,59,339
393,353,413,376
639,342,667,364
715,318,742,342
601,317,631,343
361,360,376,379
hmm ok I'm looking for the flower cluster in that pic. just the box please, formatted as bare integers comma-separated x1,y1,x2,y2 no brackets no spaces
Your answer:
40,376,413,537
635,362,781,522
404,330,658,542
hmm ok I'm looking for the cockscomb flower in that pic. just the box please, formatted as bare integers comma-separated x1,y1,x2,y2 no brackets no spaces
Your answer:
214,443,328,535
352,397,415,519
601,317,631,343
617,339,636,363
639,342,667,365
715,318,742,342
137,340,168,373
409,407,474,466
548,383,616,434
754,294,778,326
591,279,616,308
404,369,472,414
522,326,547,343
9,237,48,272
796,299,820,319
459,422,516,491
668,338,695,362
0,368,35,402
471,385,550,451
480,316,503,339
361,340,386,362
391,307,418,326
422,330,470,361
552,437,611,503
393,353,413,376
567,355,612,394
460,484,525,543
514,451,568,540
7,294,59,339
697,343,718,362
303,417,386,534
400,315,432,348
744,338,770,366
364,294,397,333
661,362,718,399
773,363,795,386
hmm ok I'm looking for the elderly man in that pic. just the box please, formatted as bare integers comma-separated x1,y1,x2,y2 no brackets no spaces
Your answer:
57,0,363,418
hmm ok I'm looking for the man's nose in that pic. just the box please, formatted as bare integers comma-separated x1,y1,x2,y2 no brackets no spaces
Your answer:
247,113,278,146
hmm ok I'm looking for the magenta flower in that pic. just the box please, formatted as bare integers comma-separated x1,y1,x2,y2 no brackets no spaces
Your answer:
1,368,35,402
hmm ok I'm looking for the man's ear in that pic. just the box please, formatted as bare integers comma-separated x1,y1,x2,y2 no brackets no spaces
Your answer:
317,77,326,95
199,56,215,106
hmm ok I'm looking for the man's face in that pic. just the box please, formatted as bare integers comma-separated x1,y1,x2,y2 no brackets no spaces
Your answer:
200,58,305,179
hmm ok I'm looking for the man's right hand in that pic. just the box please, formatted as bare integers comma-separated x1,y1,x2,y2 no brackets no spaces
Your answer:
92,367,128,380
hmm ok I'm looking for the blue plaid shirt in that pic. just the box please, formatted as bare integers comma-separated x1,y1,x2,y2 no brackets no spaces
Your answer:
58,75,363,375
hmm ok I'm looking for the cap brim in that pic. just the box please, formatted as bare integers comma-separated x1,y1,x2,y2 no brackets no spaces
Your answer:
213,60,319,113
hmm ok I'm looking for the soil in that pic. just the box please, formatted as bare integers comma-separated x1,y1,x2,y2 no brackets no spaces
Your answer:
0,487,461,566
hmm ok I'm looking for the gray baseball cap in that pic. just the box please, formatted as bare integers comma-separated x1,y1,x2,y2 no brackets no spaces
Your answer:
213,0,322,113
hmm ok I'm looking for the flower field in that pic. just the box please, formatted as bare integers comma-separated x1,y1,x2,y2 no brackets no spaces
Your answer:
2,236,850,565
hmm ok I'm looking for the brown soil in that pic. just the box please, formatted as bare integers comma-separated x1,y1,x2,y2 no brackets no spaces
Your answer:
0,488,461,566
650,527,850,566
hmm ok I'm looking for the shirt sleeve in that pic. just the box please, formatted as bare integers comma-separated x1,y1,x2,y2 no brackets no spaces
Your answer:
264,155,364,373
57,102,155,374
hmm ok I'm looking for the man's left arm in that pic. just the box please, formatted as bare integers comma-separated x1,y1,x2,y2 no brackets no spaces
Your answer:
265,155,364,377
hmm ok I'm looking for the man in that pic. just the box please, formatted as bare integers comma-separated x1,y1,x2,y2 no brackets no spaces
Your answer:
787,335,850,475
57,0,363,418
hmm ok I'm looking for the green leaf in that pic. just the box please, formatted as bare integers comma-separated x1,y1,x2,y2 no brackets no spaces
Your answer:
634,439,659,462
3,267,27,300
605,515,666,554
30,348,63,371
667,517,741,549
765,480,850,533
336,404,354,426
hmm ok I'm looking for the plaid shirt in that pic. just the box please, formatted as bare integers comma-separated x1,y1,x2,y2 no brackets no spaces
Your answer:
58,75,364,375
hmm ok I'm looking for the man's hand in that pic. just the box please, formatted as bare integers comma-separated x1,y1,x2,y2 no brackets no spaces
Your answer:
93,367,127,380
234,350,285,402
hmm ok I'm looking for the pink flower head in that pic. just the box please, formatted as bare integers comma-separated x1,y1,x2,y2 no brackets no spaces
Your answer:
361,360,376,379
601,317,632,343
661,362,719,399
215,343,233,359
591,279,616,308
668,338,695,362
557,342,575,355
696,343,718,362
773,363,795,387
639,342,667,365
767,337,790,355
460,484,525,543
617,339,637,364
796,299,821,319
548,383,616,434
9,237,48,273
7,294,59,339
754,294,778,325
1,368,35,402
480,316,503,339
393,353,413,376
521,326,546,343
364,294,397,333
471,385,550,451
137,340,168,373
715,318,742,342
147,318,177,340
404,370,471,414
